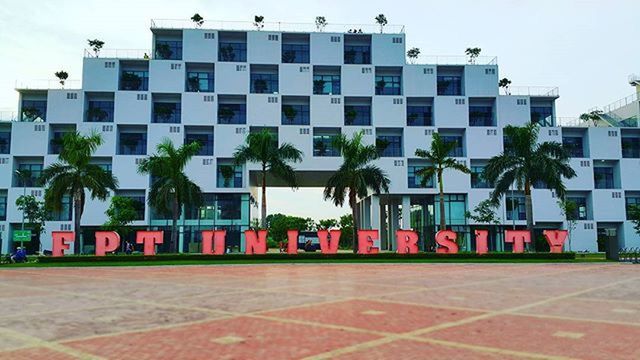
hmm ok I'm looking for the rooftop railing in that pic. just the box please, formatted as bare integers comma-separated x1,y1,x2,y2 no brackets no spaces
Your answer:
414,55,497,66
505,86,559,97
150,19,405,34
15,79,81,90
0,110,17,122
84,48,151,59
557,117,589,127
602,92,638,113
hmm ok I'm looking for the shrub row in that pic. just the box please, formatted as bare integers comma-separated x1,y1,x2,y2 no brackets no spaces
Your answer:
38,251,576,263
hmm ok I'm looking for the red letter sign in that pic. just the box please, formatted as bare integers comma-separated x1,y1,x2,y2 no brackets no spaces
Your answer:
202,230,226,255
395,230,419,254
435,230,459,254
95,231,121,256
357,230,379,254
474,230,489,255
287,230,298,254
245,230,267,254
543,230,568,253
505,230,531,253
52,231,74,257
136,231,163,256
318,229,341,254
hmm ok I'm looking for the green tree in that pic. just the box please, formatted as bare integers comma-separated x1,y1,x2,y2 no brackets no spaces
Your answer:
484,123,576,238
317,218,338,230
42,132,118,253
266,214,314,243
338,214,354,250
406,47,420,64
558,198,578,251
233,129,303,228
138,139,203,253
55,70,68,87
315,16,327,31
15,195,48,236
87,39,105,57
374,14,388,33
579,110,603,127
465,47,482,64
323,132,390,252
191,13,204,27
103,196,139,237
627,205,640,235
465,199,500,225
415,133,471,231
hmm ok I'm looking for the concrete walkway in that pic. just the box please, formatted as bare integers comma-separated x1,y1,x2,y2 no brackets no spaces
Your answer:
0,263,639,359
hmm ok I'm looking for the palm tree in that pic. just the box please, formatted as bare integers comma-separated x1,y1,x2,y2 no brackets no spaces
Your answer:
414,133,470,232
233,129,303,228
138,139,203,253
484,123,576,238
323,131,390,252
42,132,118,254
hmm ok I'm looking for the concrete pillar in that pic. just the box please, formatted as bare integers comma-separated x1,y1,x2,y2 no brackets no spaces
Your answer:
370,195,381,249
389,203,399,251
401,196,411,230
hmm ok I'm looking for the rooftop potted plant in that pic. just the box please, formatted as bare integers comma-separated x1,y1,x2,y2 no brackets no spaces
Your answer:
498,77,512,95
375,14,388,33
55,70,68,88
465,47,482,64
407,47,420,64
315,16,327,32
191,13,204,28
87,39,105,57
253,15,265,31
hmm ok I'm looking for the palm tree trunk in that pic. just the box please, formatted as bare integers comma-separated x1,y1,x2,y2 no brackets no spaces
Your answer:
261,165,267,228
524,180,534,251
349,191,357,253
73,191,83,255
171,195,179,253
438,169,446,232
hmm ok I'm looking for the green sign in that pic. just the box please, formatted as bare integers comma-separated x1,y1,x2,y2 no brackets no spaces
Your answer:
13,230,31,242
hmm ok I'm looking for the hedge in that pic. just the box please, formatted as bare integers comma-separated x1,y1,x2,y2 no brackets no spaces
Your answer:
37,251,576,264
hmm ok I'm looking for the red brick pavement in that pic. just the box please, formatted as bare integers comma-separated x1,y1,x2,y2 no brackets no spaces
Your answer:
0,263,638,359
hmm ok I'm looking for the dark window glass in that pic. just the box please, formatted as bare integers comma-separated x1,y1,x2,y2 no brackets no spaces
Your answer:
377,135,402,157
530,106,554,127
505,196,526,221
185,133,213,156
469,106,494,126
0,194,7,221
622,138,640,158
313,134,340,157
21,100,47,122
375,75,401,95
0,131,11,154
86,101,114,122
563,136,584,157
594,167,614,189
50,195,72,221
218,104,246,124
567,197,588,220
119,133,147,155
186,72,214,92
626,197,640,220
217,164,243,188
219,42,247,62
217,194,242,219
313,75,341,95
471,166,492,188
250,73,279,94
281,104,310,125
344,45,371,64
15,164,43,187
282,44,310,63
437,76,462,96
408,165,434,188
49,131,71,155
407,106,432,126
441,135,464,157
155,40,182,60
344,105,371,126
120,70,149,91
153,102,181,123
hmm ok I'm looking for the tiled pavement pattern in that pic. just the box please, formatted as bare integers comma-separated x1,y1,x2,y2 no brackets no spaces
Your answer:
0,263,639,359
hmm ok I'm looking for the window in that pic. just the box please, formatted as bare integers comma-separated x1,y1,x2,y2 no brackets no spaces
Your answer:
21,100,47,122
250,73,279,94
376,135,402,157
423,68,434,75
530,106,553,127
0,192,6,221
186,72,214,92
155,40,182,60
505,195,526,221
0,131,10,154
375,75,401,95
594,167,615,189
344,45,371,64
217,194,242,220
282,44,310,63
66,92,78,100
408,165,433,188
392,37,403,44
281,104,310,125
185,133,213,156
471,166,492,188
344,105,371,126
15,164,43,187
484,68,495,75
204,33,215,39
86,101,114,122
563,136,584,158
407,106,432,126
435,194,467,227
153,102,181,123
516,99,527,105
268,34,279,41
441,136,464,157
313,132,340,157
330,36,341,43
437,76,462,96
120,70,149,91
567,197,588,220
218,104,246,124
622,137,640,158
50,195,72,221
121,195,145,221
217,163,243,188
49,131,72,154
469,106,493,126
137,94,148,101
119,133,147,155
97,163,112,175
626,197,640,220
313,75,341,95
218,42,247,62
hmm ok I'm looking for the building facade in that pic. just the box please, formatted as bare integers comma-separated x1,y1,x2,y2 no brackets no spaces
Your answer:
0,19,639,254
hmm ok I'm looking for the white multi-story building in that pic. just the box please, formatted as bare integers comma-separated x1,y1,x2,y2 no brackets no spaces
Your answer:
0,19,638,254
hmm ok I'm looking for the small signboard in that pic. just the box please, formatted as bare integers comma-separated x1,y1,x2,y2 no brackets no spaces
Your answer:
13,230,31,243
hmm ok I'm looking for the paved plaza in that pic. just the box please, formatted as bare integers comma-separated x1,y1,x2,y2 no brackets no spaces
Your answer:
0,263,639,359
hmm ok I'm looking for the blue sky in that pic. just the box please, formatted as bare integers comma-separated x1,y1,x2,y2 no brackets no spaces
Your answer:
1,0,638,220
